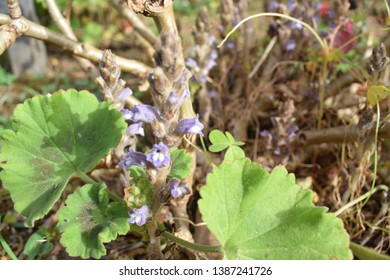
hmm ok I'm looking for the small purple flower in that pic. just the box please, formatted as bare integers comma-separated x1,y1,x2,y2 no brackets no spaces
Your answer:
167,178,191,199
146,142,170,168
268,1,279,12
120,87,132,101
128,205,149,226
226,41,236,50
289,21,303,30
121,104,161,123
286,38,296,52
186,57,198,69
205,50,218,70
119,150,148,169
126,122,144,136
165,90,189,111
174,114,204,136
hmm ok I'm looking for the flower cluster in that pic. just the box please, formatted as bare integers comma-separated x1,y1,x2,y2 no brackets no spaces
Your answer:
260,99,298,166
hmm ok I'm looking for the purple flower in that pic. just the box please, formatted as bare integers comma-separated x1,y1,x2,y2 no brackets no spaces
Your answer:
174,114,204,136
226,41,236,50
121,104,161,123
146,142,170,168
128,205,149,226
289,21,303,30
268,1,279,12
286,38,296,52
165,90,189,111
186,58,198,69
120,87,132,101
119,150,148,169
126,122,144,136
205,50,218,70
167,178,191,199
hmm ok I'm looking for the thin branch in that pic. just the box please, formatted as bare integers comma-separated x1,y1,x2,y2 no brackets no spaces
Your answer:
111,0,157,46
45,0,96,73
0,13,152,77
298,122,390,146
0,0,26,55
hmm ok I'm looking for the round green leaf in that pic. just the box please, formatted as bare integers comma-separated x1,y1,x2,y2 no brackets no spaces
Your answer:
0,90,127,227
208,130,229,152
199,158,352,260
57,183,130,259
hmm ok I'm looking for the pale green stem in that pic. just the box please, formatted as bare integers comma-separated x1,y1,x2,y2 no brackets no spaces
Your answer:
161,231,221,253
350,241,390,260
384,0,390,23
0,234,18,260
77,172,97,184
334,185,388,216
199,136,216,168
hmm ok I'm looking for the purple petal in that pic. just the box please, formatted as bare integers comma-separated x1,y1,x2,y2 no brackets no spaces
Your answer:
128,205,149,226
120,87,133,101
167,178,191,199
126,122,144,136
175,114,204,136
146,142,170,168
122,104,161,123
186,57,198,69
119,150,148,169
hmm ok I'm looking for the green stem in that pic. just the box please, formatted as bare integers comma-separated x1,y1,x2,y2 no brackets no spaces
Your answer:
0,234,18,260
350,241,390,260
199,136,216,168
384,0,390,23
107,191,123,203
77,172,97,184
334,185,388,216
161,230,222,253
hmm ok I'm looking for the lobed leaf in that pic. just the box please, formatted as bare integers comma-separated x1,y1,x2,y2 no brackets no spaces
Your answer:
57,183,130,259
0,89,127,227
199,158,352,260
168,148,192,179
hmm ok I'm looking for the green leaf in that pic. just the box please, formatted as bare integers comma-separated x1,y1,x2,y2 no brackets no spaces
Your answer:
168,148,192,179
209,130,230,152
199,158,352,260
367,85,390,106
126,178,154,209
224,146,245,161
57,183,130,259
209,130,245,153
129,165,147,179
0,89,127,227
22,230,53,260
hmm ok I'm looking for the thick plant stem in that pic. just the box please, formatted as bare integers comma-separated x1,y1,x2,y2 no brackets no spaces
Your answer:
151,5,195,121
147,204,165,260
161,231,221,253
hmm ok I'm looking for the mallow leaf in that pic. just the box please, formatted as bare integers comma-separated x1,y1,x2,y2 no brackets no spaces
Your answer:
168,148,192,179
57,183,130,259
0,89,126,227
199,158,352,260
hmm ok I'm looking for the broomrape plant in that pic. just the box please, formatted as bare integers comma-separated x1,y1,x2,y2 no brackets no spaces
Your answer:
5,0,389,260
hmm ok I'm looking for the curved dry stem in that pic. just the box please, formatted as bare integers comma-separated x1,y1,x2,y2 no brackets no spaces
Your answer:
218,12,327,52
